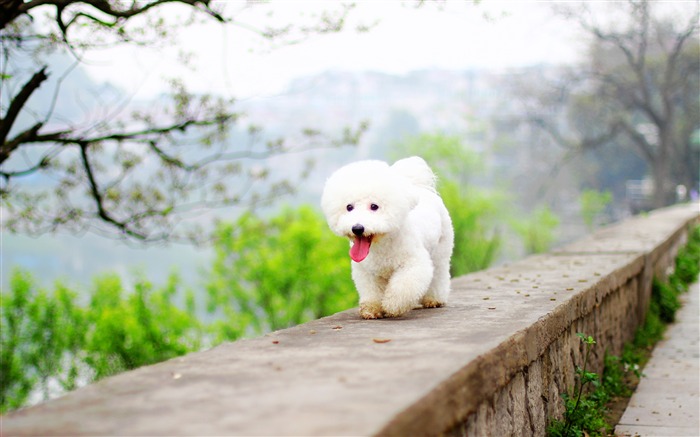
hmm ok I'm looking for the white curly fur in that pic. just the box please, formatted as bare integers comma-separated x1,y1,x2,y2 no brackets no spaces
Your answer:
321,156,454,319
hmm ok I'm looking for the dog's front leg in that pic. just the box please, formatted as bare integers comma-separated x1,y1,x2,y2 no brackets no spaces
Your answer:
382,253,434,317
352,265,387,319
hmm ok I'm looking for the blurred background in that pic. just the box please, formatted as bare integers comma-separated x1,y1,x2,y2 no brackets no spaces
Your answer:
2,0,698,411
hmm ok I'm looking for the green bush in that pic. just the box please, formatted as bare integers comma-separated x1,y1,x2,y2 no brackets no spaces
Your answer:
652,277,682,324
84,273,202,380
391,133,506,275
510,205,560,255
1,269,201,412
633,298,665,349
1,270,86,413
674,226,700,284
392,133,482,186
579,189,612,230
206,205,356,340
649,225,700,324
601,353,634,399
1,270,40,413
548,334,611,437
440,181,503,276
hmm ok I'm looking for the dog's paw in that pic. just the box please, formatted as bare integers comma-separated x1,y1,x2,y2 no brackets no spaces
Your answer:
381,298,414,318
360,301,385,319
421,297,445,309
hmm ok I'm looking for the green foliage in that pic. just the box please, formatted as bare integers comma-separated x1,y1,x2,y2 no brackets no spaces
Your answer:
391,133,504,276
601,353,634,399
1,269,201,412
510,206,560,255
579,189,612,230
550,393,609,437
393,133,482,185
547,332,643,437
392,131,562,269
206,205,356,341
1,270,38,413
440,181,502,276
652,277,682,324
632,299,665,349
548,333,611,437
84,273,202,380
1,271,87,413
674,226,700,285
649,225,700,325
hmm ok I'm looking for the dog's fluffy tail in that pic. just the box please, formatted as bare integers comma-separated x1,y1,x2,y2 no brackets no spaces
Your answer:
391,156,437,193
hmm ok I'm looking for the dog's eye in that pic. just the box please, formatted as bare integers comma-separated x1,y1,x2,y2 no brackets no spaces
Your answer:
346,204,354,212
370,203,379,211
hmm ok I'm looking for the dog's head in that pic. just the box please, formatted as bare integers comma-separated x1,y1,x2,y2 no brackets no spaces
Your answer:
321,160,419,262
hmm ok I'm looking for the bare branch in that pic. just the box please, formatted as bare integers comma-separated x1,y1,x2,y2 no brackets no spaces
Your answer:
660,13,700,118
74,0,226,23
0,0,24,28
618,119,656,163
12,116,228,148
527,112,621,153
78,141,148,240
8,0,227,30
1,123,46,162
590,70,663,127
0,67,49,159
526,115,577,150
0,146,60,179
580,2,665,126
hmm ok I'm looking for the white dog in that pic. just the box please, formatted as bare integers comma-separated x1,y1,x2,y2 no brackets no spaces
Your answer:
321,156,454,319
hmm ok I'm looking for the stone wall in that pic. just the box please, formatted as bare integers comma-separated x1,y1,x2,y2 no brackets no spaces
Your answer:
446,204,698,437
2,203,698,436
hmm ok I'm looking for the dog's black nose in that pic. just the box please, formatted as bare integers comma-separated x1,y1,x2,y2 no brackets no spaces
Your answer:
352,224,365,236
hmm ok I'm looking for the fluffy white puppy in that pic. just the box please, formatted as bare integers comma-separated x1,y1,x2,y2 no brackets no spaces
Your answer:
321,156,454,319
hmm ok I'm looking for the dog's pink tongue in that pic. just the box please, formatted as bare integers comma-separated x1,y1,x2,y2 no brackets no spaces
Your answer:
350,236,371,263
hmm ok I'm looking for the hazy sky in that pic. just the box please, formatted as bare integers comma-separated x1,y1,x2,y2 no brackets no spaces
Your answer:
82,1,584,99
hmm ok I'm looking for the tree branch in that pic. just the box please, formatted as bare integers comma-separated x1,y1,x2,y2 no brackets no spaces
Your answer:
583,2,665,127
0,67,49,161
11,116,227,148
1,123,43,161
660,14,699,120
11,0,227,26
619,119,656,163
579,121,622,151
0,0,24,29
78,142,148,240
0,146,59,179
77,0,225,22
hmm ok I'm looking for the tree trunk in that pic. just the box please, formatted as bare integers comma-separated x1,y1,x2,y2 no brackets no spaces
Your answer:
652,130,676,208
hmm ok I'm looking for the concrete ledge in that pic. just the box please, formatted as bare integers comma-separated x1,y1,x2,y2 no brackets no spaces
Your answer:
3,203,698,436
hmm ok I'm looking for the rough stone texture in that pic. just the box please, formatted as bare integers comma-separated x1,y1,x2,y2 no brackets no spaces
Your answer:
2,203,698,436
452,204,698,436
